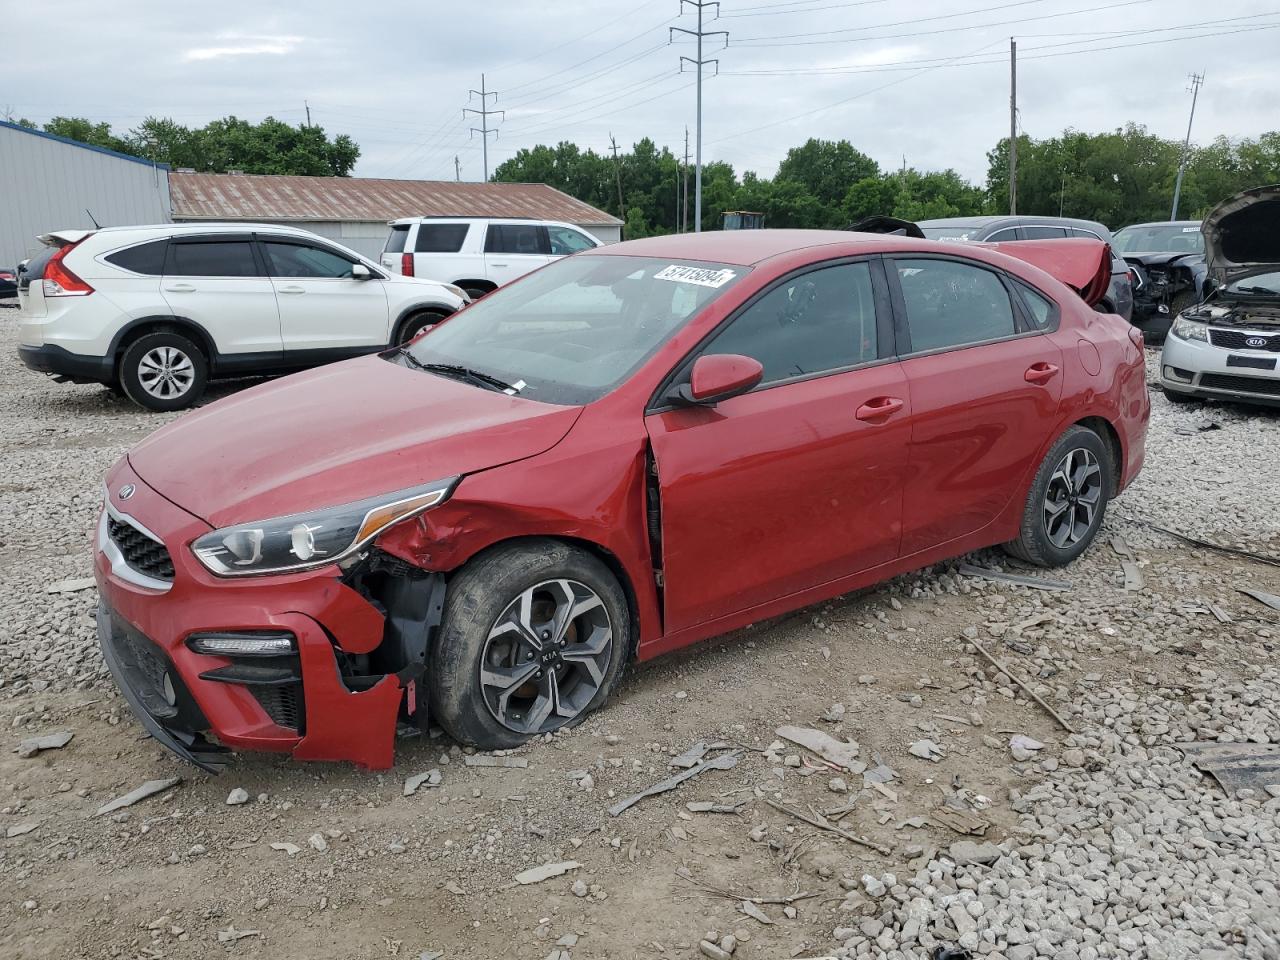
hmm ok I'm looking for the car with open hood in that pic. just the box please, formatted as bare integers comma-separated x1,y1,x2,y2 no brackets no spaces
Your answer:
1160,186,1280,407
93,229,1148,772
1111,220,1207,341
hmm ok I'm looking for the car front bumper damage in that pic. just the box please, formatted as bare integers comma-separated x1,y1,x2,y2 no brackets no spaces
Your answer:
95,461,444,773
1159,332,1280,406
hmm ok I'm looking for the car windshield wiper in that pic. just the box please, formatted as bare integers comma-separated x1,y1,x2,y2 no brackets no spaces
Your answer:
397,351,521,394
1233,285,1280,296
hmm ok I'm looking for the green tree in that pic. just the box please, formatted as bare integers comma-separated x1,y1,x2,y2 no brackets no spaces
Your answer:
776,139,880,211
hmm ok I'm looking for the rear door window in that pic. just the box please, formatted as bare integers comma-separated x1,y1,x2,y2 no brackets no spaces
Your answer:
894,258,1017,353
106,240,168,275
166,240,259,277
1022,226,1069,240
414,223,470,253
384,225,410,254
485,224,551,255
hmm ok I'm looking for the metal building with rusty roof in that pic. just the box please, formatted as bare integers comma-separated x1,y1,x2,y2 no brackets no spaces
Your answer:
169,171,623,257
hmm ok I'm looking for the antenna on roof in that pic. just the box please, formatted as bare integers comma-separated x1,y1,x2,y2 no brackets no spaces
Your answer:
85,209,101,229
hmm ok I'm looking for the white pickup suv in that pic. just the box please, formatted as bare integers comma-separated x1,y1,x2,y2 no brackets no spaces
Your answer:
16,223,467,410
380,217,602,298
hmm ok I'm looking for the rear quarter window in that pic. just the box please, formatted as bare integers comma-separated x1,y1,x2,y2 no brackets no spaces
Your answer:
414,224,470,253
105,240,168,275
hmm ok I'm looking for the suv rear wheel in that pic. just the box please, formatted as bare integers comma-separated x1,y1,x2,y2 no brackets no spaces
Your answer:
119,331,209,411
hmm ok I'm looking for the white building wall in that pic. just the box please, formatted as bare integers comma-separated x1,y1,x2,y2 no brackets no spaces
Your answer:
0,123,171,268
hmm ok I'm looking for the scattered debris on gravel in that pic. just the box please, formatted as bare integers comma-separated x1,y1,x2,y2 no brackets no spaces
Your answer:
2,332,1278,958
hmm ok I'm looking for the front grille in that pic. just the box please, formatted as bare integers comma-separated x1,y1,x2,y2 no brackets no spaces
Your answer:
108,515,175,581
1209,329,1280,352
1199,373,1280,397
250,684,305,732
115,623,174,718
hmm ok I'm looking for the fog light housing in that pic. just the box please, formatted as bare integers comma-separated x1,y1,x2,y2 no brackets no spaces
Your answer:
161,672,177,706
186,632,296,657
1163,365,1194,383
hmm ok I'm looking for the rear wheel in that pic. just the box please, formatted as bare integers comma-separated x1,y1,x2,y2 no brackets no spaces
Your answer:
396,309,448,344
430,540,629,749
119,331,208,411
1004,425,1112,567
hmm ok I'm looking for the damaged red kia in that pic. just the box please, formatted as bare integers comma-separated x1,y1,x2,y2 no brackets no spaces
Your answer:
95,230,1149,771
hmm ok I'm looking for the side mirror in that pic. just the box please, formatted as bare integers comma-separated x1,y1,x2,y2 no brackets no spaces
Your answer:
668,354,764,406
351,263,372,280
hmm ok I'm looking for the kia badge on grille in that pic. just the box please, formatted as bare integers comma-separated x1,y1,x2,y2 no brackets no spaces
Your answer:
118,484,136,501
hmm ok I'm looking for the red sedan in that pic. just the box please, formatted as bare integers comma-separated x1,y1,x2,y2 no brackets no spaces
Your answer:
95,230,1148,770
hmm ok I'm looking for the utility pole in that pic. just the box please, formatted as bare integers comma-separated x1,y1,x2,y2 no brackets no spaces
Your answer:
609,134,627,223
454,155,461,182
1008,38,1017,216
671,1,728,232
680,126,691,235
1171,72,1204,221
464,73,503,181
304,100,311,126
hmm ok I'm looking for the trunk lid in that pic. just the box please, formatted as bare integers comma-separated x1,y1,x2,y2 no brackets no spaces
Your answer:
127,353,583,529
986,238,1113,307
1201,185,1280,285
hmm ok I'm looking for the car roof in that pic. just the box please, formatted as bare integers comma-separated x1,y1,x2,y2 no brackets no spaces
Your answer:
1117,221,1201,229
589,229,888,266
70,222,326,238
919,215,1109,232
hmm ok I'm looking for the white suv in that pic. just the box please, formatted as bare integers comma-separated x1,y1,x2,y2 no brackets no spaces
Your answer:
381,218,602,297
16,223,467,410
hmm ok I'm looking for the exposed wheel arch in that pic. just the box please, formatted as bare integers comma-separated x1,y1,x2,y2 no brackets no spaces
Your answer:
454,279,497,299
448,535,643,662
110,316,217,377
393,308,450,345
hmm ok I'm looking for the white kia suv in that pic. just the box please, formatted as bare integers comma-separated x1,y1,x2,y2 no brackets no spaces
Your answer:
16,223,468,410
380,217,602,298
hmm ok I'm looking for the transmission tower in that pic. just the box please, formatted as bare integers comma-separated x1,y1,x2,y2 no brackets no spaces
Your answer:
671,1,728,232
464,74,504,181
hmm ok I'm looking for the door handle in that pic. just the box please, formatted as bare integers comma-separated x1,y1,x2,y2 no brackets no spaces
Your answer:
278,285,305,295
164,283,195,293
489,263,508,268
1024,361,1060,384
855,396,905,421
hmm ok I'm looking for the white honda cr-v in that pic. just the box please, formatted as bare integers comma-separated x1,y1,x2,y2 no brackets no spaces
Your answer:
16,223,468,410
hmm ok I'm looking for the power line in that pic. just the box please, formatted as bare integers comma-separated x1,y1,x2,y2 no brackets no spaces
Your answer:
731,0,1156,47
722,0,891,17
463,74,504,181
672,0,728,233
735,0,1054,39
500,70,679,136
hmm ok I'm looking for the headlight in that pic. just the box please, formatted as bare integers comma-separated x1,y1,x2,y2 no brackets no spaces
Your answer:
1170,316,1209,343
191,478,456,576
442,283,470,302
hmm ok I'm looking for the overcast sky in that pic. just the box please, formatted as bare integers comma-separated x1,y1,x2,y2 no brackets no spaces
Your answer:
5,0,1279,186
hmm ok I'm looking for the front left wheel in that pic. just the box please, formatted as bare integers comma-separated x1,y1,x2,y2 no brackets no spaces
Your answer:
430,540,629,749
396,309,448,344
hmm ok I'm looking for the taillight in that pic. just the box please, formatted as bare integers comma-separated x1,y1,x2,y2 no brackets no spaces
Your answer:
42,238,94,297
401,252,414,277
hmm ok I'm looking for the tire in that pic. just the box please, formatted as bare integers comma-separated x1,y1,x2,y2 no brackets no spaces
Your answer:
1161,386,1197,404
1003,425,1112,568
430,539,630,749
462,287,491,302
118,331,208,411
396,309,448,345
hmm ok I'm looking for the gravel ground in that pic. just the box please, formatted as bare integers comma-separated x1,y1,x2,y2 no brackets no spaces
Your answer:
2,320,1279,960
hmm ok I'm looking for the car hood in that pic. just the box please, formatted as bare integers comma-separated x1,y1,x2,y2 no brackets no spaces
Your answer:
986,238,1112,306
1202,184,1280,284
1120,251,1203,269
128,354,582,529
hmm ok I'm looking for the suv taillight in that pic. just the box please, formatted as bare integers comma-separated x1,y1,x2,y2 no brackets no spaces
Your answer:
401,252,414,277
42,238,94,297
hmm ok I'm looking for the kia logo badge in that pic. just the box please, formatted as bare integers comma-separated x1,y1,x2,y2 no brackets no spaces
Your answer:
118,484,136,501
1245,336,1267,348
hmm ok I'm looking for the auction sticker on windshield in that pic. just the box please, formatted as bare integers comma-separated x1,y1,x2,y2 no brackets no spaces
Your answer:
654,264,737,288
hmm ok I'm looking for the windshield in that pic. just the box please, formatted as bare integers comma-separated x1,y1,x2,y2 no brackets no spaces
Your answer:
401,254,746,405
920,226,979,241
1224,270,1280,297
1111,224,1204,254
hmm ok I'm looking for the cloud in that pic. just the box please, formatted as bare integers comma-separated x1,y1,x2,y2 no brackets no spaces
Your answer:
182,34,305,62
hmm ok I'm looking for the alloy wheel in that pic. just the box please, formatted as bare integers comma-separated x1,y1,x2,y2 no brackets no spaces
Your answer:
137,346,195,400
479,578,613,735
1042,447,1103,548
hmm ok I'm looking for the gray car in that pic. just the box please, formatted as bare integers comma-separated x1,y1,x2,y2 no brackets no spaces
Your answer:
917,216,1133,322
